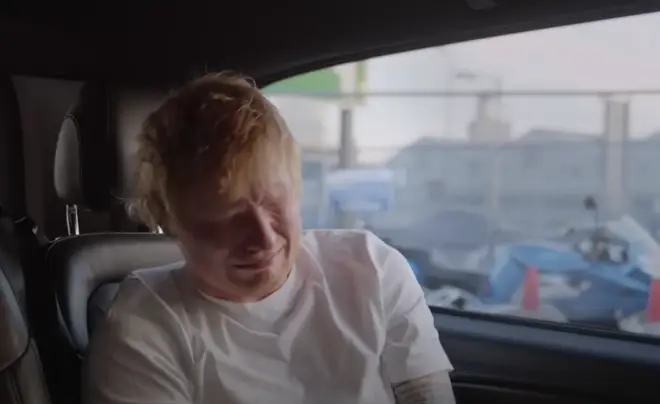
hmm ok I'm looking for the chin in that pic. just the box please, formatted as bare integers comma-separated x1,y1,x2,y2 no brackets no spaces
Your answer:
228,266,273,287
233,266,290,297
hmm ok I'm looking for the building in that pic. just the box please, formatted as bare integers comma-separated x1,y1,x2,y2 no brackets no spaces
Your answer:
300,148,339,228
382,128,660,236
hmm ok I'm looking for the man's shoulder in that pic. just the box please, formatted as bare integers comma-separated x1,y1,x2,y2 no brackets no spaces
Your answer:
301,229,397,280
105,265,190,332
303,228,392,257
85,266,195,399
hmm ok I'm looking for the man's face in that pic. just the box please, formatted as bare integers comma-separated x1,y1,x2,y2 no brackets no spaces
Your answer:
170,173,301,301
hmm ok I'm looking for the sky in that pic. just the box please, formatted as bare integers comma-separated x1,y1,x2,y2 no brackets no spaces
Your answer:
271,11,660,163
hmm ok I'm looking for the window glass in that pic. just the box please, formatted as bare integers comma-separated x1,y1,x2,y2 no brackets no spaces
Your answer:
264,12,660,337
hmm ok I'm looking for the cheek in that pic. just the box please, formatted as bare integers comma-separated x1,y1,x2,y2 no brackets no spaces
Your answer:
284,196,301,219
280,207,302,250
280,200,301,232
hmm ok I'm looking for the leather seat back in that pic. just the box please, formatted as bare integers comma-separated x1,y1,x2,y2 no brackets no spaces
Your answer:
0,76,51,404
32,83,183,404
45,235,183,356
0,219,51,404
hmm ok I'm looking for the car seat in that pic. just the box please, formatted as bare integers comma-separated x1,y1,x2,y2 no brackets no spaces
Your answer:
29,83,183,404
0,77,51,404
0,214,51,404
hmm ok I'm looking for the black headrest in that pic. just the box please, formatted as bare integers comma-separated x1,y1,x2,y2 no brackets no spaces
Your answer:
53,83,116,210
54,83,166,211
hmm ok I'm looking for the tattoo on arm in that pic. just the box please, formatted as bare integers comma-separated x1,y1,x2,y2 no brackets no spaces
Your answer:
392,371,456,404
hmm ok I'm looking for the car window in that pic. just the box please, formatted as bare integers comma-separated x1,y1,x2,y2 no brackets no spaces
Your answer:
263,12,660,338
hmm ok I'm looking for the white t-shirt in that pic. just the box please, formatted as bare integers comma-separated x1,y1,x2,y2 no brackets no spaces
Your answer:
84,229,453,404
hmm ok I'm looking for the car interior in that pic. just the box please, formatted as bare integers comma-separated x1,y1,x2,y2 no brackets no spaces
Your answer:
2,1,660,403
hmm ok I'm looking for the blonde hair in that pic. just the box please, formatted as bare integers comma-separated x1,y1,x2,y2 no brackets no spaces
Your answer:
127,72,300,230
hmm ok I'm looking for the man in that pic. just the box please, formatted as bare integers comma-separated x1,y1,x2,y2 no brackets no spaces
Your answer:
84,73,455,404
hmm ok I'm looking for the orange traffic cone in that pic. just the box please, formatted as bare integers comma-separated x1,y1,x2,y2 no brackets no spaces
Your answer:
522,266,540,311
646,278,660,323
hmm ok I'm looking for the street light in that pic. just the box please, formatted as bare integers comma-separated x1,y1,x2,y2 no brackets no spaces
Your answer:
455,69,505,128
451,69,505,224
454,69,503,94
454,70,478,81
443,62,503,137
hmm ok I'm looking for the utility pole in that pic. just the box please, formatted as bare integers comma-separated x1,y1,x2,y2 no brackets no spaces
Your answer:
467,87,508,238
490,81,504,226
442,48,456,138
489,136,502,225
338,107,356,228
602,96,630,218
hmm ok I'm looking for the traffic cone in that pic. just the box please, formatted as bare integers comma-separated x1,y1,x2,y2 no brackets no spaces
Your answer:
522,266,540,311
646,278,660,323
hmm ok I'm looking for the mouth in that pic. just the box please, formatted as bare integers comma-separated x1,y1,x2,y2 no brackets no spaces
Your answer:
233,246,284,271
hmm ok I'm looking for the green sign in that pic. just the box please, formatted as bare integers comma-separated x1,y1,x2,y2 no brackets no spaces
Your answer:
264,68,340,94
264,62,367,106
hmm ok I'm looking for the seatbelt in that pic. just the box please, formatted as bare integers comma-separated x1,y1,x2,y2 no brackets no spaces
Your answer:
0,204,48,242
14,215,49,246
0,205,48,321
0,206,49,289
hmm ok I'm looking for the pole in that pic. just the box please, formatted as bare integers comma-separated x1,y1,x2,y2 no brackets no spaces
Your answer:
602,97,630,217
443,49,456,138
338,107,355,228
444,75,453,137
489,141,501,226
491,78,503,222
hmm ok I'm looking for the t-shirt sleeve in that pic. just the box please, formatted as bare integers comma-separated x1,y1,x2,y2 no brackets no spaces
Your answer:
83,281,194,404
380,243,453,384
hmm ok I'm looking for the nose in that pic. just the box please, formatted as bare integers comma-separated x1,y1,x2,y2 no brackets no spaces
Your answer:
245,206,277,254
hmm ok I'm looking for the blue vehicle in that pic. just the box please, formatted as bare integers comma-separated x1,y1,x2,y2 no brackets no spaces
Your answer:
481,220,652,328
379,209,524,292
428,199,658,330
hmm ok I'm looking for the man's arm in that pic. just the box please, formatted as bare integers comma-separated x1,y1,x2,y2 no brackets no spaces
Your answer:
392,371,456,404
83,280,193,404
373,232,455,402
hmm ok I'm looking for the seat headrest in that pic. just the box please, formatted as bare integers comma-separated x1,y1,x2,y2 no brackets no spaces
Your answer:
54,83,166,211
54,83,116,210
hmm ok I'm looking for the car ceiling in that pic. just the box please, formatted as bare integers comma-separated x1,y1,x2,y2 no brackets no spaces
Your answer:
1,0,659,84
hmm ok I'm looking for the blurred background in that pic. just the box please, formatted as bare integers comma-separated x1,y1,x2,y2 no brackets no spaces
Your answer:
261,12,660,335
